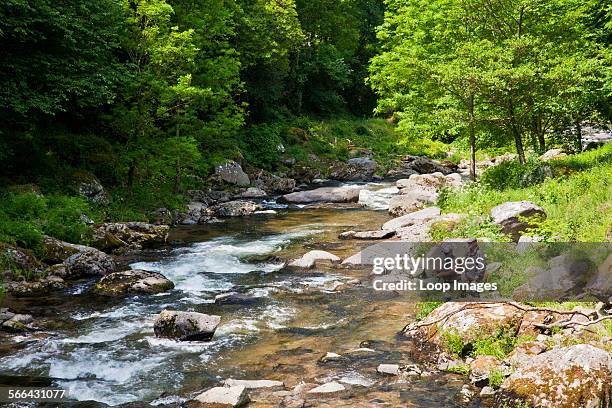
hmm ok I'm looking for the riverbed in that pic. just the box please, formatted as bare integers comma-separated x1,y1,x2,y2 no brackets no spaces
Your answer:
0,191,477,407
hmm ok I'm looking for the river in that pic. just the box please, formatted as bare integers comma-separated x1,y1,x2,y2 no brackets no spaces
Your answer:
0,185,476,407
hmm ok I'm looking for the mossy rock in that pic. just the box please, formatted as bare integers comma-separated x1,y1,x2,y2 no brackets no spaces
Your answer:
92,269,174,297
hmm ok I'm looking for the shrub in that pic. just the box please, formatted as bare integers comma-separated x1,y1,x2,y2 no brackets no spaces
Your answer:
471,327,518,359
442,330,466,356
0,192,93,251
239,124,283,170
488,368,506,388
481,159,552,191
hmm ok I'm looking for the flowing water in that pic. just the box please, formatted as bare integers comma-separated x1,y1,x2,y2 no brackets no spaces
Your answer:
0,185,479,407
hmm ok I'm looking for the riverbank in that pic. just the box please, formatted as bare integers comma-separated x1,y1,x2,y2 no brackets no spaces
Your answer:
0,144,610,407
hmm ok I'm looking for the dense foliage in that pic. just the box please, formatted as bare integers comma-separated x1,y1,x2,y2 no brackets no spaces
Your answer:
370,0,612,177
0,0,385,193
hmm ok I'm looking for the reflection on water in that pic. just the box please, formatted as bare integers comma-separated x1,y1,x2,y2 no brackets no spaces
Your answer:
0,204,475,407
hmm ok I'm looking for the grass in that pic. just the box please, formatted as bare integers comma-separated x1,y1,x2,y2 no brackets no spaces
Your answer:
415,301,443,320
438,144,612,242
275,116,449,174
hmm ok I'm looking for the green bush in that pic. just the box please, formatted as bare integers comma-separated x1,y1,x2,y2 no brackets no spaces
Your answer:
0,192,92,251
239,124,283,170
481,159,552,191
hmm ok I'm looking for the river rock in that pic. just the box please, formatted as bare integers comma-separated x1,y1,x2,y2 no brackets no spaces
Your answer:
377,364,400,376
215,161,250,186
209,200,262,218
0,311,35,333
76,174,109,205
63,248,116,279
40,236,94,264
279,186,363,204
238,187,267,199
358,187,399,210
396,172,460,194
214,292,260,306
288,250,341,269
178,202,209,225
330,157,378,181
0,244,43,272
92,269,174,296
223,379,284,389
388,193,433,216
248,168,296,194
187,190,232,206
192,386,249,408
395,213,466,241
154,310,221,341
469,355,504,385
403,302,524,361
382,207,441,231
353,230,396,240
386,155,455,179
500,344,612,408
4,275,65,297
307,382,346,394
93,222,169,251
490,201,546,240
539,148,567,161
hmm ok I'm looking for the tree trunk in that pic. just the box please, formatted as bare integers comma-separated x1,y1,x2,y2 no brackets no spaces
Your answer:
468,94,476,181
574,120,582,152
509,100,526,164
537,132,546,153
513,129,526,165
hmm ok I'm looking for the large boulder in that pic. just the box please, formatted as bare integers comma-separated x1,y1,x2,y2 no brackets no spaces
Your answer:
382,207,442,231
288,250,340,269
154,310,221,341
397,172,462,194
248,168,296,194
539,148,567,161
40,236,94,265
93,222,169,252
395,213,466,241
177,202,209,225
187,190,232,206
500,344,612,408
388,192,434,216
403,302,524,361
4,276,65,297
358,187,399,210
214,161,250,186
278,186,363,204
0,244,43,272
490,201,546,240
386,156,455,179
63,248,116,279
209,200,262,217
390,172,462,216
330,157,378,181
238,187,267,199
92,269,174,296
0,309,35,333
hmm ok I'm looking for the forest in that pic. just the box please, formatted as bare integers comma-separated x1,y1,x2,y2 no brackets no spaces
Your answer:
1,1,612,407
1,0,610,214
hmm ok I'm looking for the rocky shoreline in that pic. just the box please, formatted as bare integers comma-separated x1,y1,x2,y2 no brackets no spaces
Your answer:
1,149,610,408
